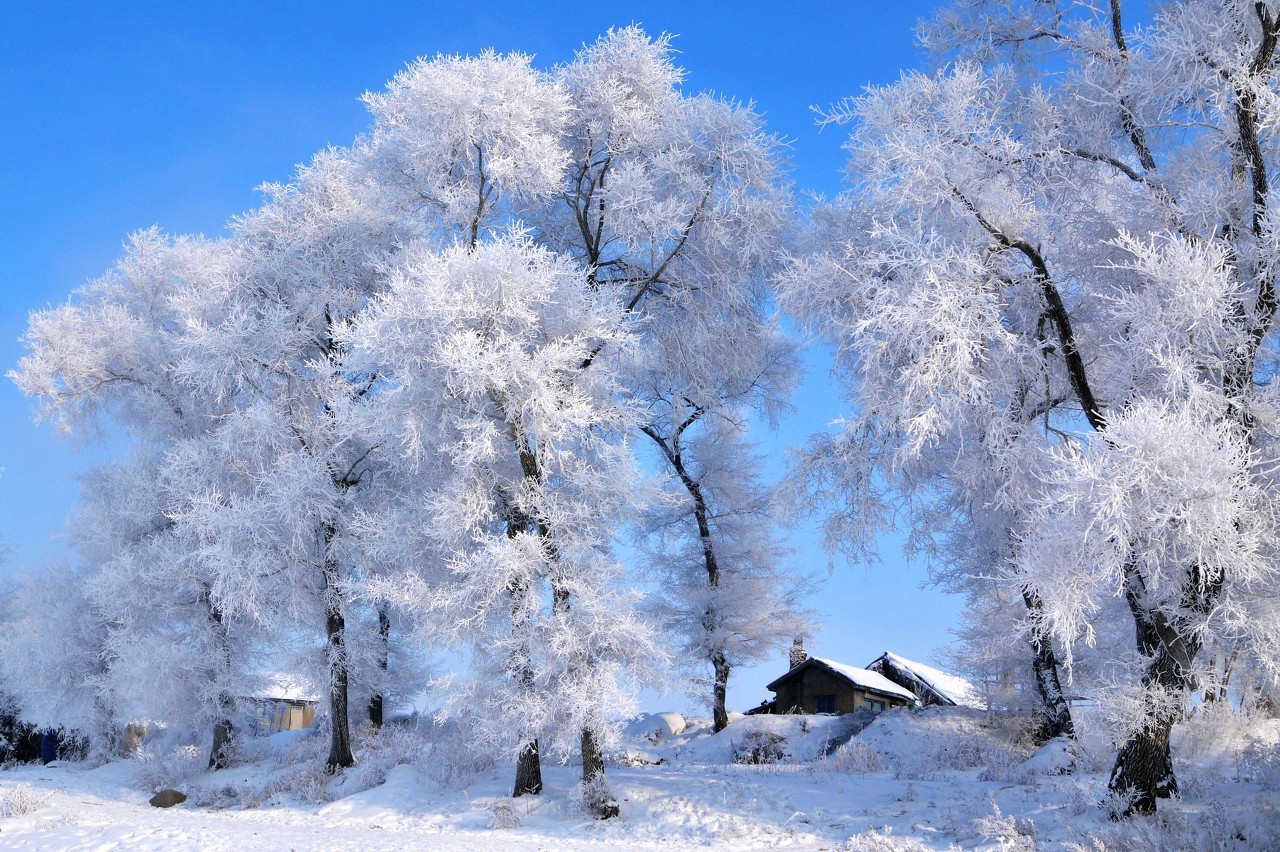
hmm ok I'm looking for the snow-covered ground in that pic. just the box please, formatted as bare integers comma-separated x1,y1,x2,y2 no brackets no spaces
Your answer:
1,707,1278,850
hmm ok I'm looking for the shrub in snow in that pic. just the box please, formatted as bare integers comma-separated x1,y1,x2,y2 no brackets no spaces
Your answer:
841,826,938,851
411,718,496,790
324,719,433,798
134,743,205,793
1177,703,1256,762
568,773,619,820
0,784,47,818
1240,739,1280,790
1069,800,1279,852
975,750,1032,784
818,740,885,774
483,797,525,830
985,712,1045,755
263,763,332,805
732,729,785,765
192,783,237,809
621,712,686,745
609,750,654,767
1020,736,1079,777
892,731,1021,780
972,802,1035,851
327,759,387,800
1066,782,1095,817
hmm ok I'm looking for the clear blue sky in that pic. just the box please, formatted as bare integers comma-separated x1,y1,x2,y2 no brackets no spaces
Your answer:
0,0,960,715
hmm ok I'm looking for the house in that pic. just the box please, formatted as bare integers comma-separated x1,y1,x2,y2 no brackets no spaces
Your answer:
245,674,319,734
865,651,985,709
765,656,918,715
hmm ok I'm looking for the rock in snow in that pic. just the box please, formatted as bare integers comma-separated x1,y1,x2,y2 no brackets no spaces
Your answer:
148,789,187,808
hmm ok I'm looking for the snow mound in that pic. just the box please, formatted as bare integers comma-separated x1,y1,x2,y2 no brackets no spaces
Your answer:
1022,736,1078,776
316,764,421,825
621,712,686,744
668,713,868,765
855,706,1027,776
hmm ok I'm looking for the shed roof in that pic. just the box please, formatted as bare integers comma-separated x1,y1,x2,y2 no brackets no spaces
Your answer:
767,656,918,704
247,673,320,703
869,651,984,709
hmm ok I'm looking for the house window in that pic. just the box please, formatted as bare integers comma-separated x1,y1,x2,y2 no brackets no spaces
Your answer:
864,698,886,713
815,694,836,714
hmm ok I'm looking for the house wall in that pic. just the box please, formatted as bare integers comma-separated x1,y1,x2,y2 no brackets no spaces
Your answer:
254,699,317,733
772,667,913,715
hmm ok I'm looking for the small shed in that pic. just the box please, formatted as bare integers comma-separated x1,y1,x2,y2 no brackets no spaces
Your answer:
246,674,319,734
766,656,917,715
865,651,985,709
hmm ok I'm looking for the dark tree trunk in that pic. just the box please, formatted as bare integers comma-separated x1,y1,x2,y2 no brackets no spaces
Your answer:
325,598,355,771
513,739,543,797
712,652,732,733
1203,650,1236,704
1109,709,1178,815
640,418,738,735
209,717,234,770
204,592,235,769
1022,591,1075,741
549,563,617,820
506,504,544,798
368,606,390,729
322,523,355,772
580,727,619,819
1107,565,1217,815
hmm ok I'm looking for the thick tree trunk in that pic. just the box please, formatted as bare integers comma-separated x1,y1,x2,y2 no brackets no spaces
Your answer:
1109,707,1178,815
510,607,542,798
549,566,617,820
1107,566,1215,815
711,652,732,733
580,727,619,819
325,598,355,772
513,739,543,797
209,717,234,770
1022,591,1075,741
506,515,543,797
1030,641,1075,741
321,523,355,773
204,592,235,769
368,605,390,729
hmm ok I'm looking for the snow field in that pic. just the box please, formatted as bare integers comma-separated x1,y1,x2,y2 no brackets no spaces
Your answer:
1,707,1277,849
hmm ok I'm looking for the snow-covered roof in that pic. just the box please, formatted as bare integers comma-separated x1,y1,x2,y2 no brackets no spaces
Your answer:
247,673,320,703
812,658,919,703
768,656,918,703
873,652,983,709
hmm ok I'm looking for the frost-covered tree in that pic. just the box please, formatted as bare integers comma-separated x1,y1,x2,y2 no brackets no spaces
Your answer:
11,30,806,798
0,564,116,758
637,417,809,731
171,148,396,772
74,453,258,768
350,232,658,817
351,49,592,797
781,0,1280,814
353,31,804,780
544,27,806,733
10,230,248,768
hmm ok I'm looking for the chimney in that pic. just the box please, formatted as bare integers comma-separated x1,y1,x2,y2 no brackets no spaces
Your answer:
790,637,808,670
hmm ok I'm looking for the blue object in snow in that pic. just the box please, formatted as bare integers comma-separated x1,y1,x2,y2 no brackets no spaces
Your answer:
39,730,58,764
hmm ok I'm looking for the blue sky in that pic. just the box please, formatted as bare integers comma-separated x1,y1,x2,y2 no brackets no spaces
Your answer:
0,1,960,715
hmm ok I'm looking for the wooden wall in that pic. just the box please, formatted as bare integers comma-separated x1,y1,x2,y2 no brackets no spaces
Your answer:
772,666,913,715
